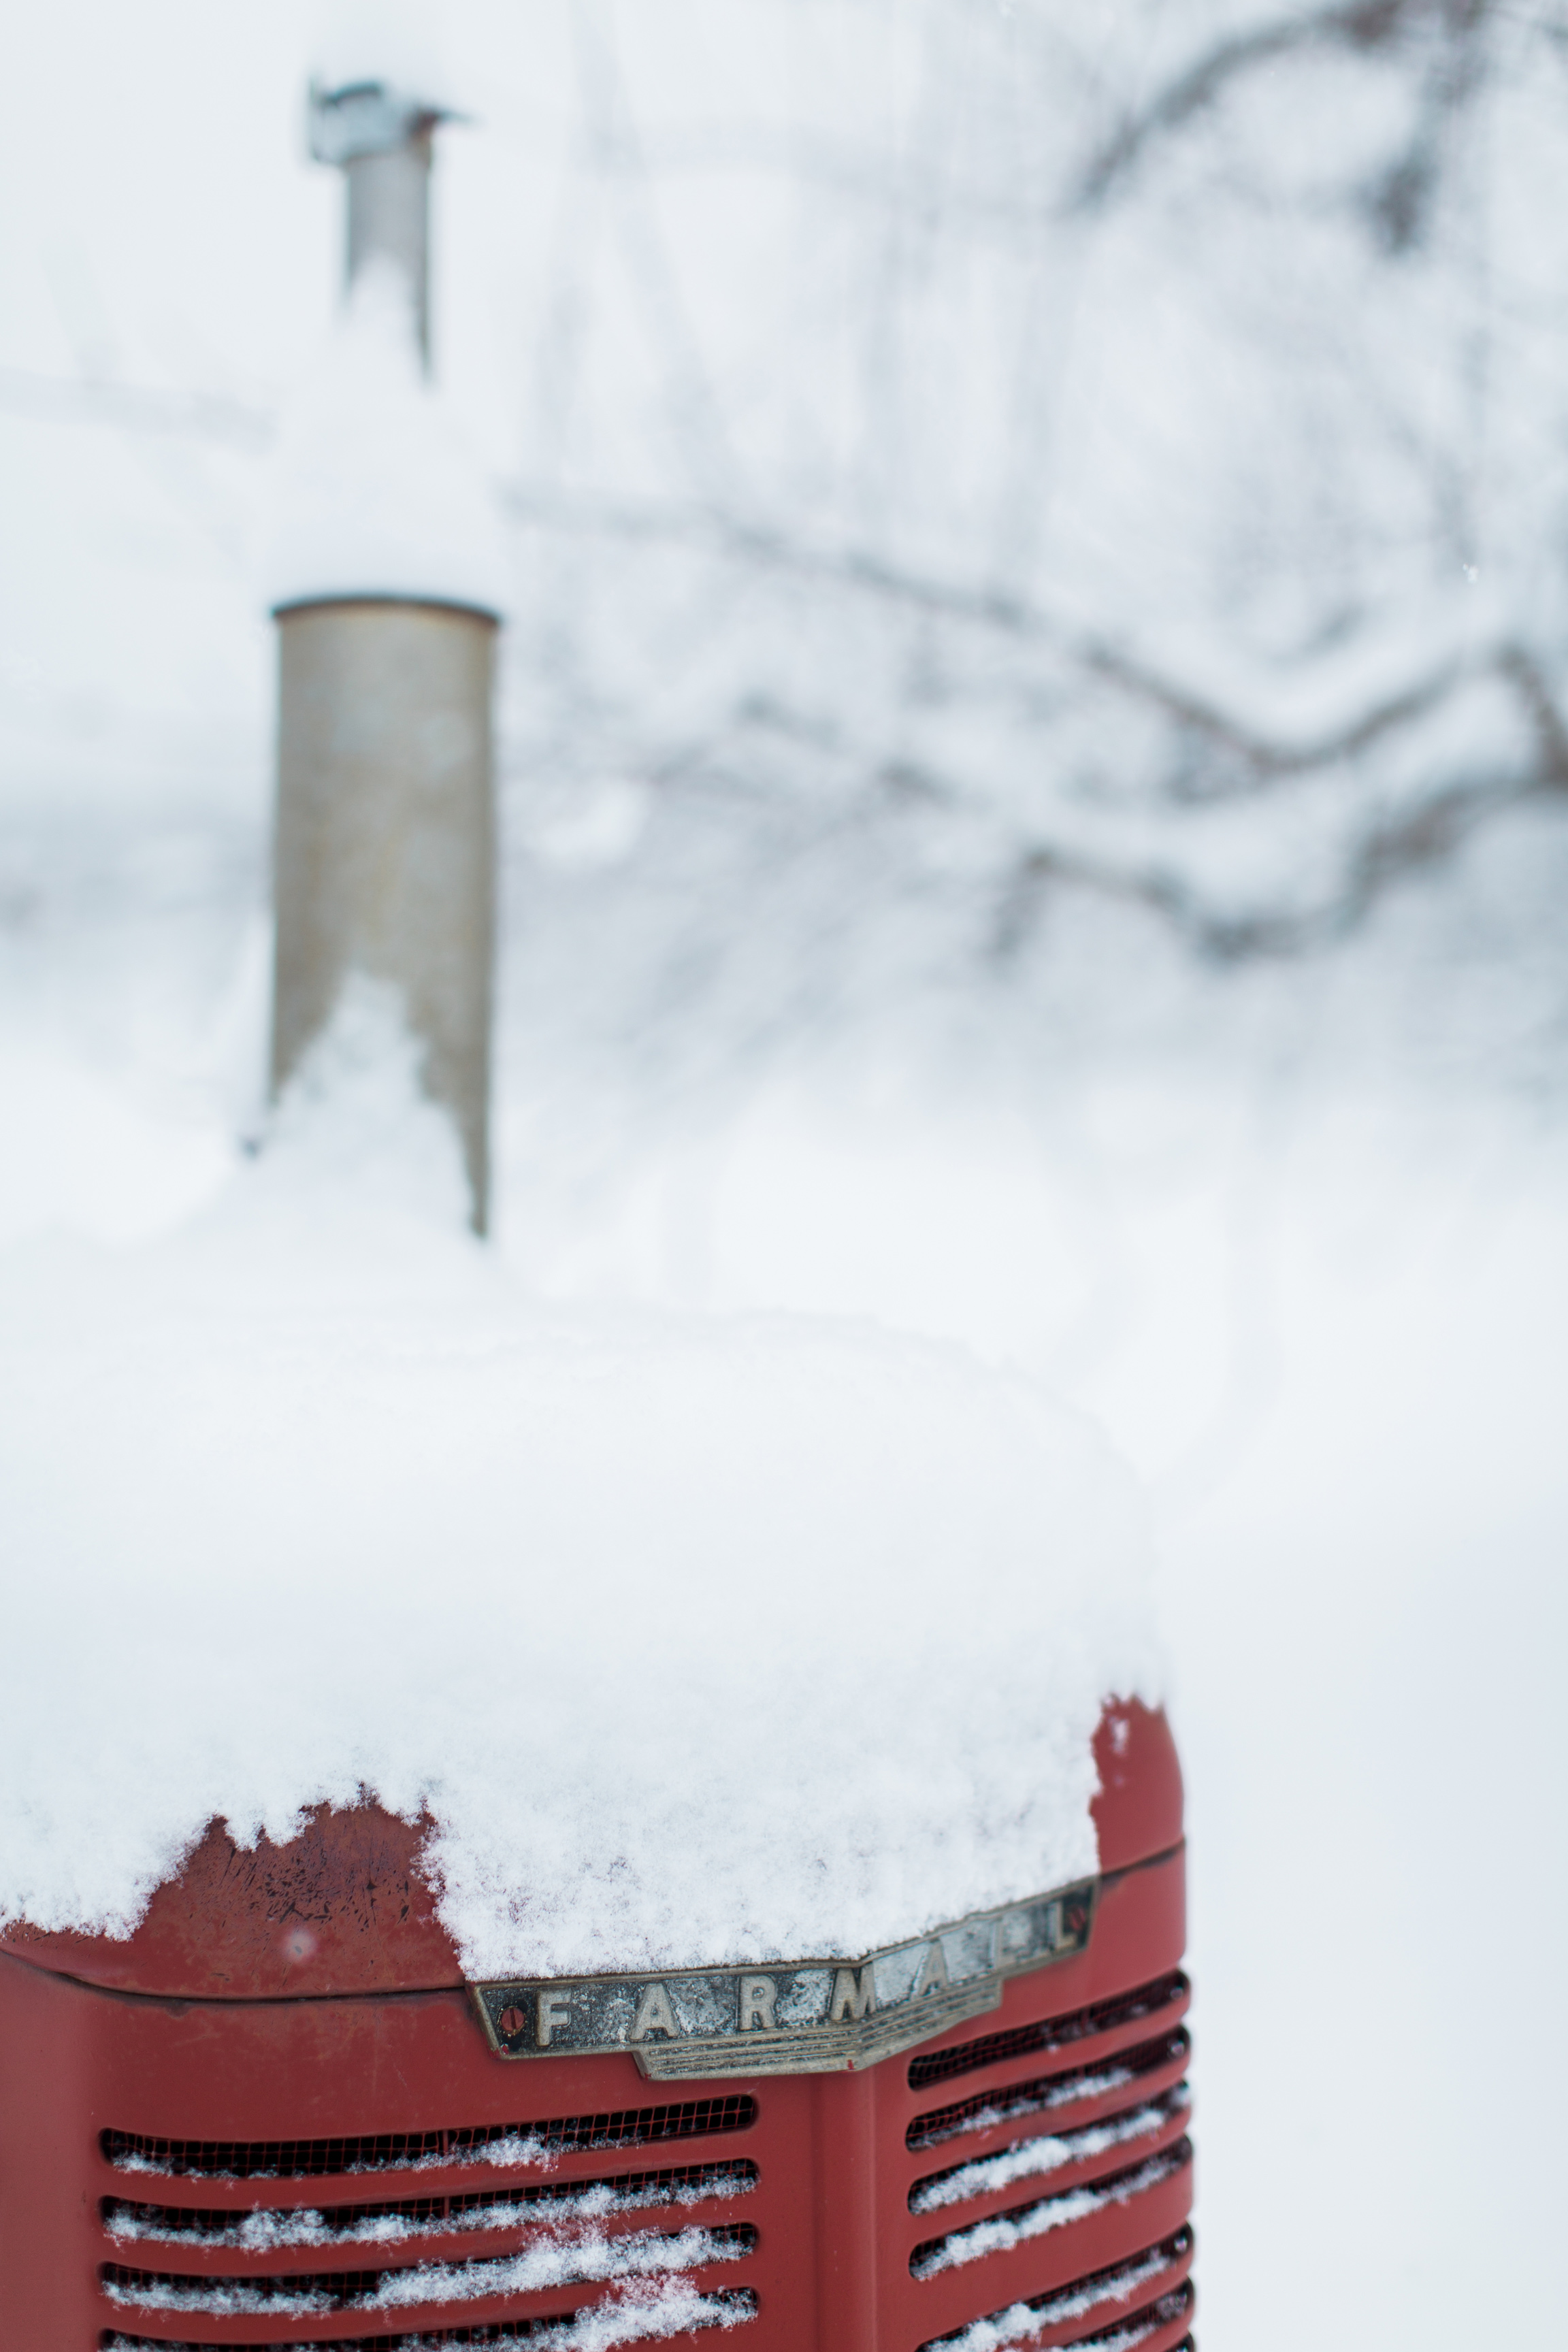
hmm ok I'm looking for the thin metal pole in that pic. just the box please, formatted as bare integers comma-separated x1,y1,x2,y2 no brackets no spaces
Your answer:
345,130,434,368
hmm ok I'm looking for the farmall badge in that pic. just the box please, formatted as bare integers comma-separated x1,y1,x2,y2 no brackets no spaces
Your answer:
472,1882,1096,2078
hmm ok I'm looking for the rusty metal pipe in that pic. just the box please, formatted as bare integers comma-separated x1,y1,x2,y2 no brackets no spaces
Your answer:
345,129,434,367
271,595,497,1232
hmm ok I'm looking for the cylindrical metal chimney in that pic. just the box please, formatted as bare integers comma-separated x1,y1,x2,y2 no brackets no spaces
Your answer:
270,595,496,1222
270,71,500,1232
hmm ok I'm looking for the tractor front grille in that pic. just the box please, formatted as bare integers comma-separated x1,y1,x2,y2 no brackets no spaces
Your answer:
898,1963,1194,2351
91,1968,1191,2347
97,2095,766,2347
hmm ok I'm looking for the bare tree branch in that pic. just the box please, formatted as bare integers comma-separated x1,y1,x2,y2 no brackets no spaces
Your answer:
1497,642,1568,783
0,368,273,448
1073,0,1471,211
1079,640,1465,791
993,766,1544,966
505,480,1536,798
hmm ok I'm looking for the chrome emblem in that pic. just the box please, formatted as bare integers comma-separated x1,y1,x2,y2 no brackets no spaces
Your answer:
472,1881,1095,2078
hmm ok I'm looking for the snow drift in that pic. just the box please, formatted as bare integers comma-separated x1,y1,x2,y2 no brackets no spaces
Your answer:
0,991,1160,1979
262,259,508,620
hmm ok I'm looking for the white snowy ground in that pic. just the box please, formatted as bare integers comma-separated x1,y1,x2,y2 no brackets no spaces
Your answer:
1,817,1563,2346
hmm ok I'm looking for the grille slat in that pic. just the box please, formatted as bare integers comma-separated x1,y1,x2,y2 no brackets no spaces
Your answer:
103,2099,757,2183
909,2138,1193,2283
1054,2287,1193,2352
102,2161,760,2253
915,2228,1193,2352
908,2030,1190,2153
909,2087,1190,2217
907,1974,1189,2093
101,2289,762,2348
101,2224,757,2317
1083,2295,1192,2352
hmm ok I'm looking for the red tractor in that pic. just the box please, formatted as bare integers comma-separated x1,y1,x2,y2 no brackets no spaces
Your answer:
0,1698,1190,2350
0,53,1193,2351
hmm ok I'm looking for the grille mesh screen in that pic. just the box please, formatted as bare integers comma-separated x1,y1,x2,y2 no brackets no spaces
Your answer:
915,2227,1194,2350
907,2027,1190,2151
102,2097,757,2181
909,2139,1193,2281
922,2287,1193,2352
102,2159,760,2246
102,2228,758,2310
101,2295,761,2349
906,1970,1188,2090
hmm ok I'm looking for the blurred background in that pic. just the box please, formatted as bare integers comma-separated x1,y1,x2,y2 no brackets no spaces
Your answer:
2,2,1565,2341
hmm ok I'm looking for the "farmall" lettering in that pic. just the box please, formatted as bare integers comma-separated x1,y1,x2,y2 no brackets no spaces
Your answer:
474,1881,1096,2079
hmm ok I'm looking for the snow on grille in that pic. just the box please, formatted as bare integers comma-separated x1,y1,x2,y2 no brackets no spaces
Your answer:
993,2287,1192,2352
915,2228,1194,2352
906,1973,1189,2092
103,2161,759,2252
101,2223,757,2316
909,2140,1193,2280
909,2088,1190,2215
103,2100,757,2182
907,2029,1190,2152
101,2283,760,2347
1062,2291,1192,2352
